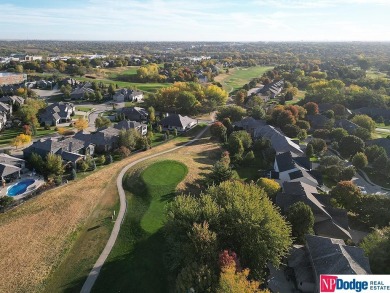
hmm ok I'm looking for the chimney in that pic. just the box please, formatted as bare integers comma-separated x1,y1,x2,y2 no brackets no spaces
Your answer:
69,141,73,152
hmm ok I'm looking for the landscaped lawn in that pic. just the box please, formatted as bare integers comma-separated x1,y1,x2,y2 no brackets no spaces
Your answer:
75,106,94,112
92,160,188,293
215,65,273,93
0,127,56,146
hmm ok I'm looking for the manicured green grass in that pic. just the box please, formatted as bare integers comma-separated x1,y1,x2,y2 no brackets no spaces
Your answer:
75,106,94,112
106,67,139,79
222,66,273,92
73,76,171,93
0,127,56,146
92,160,188,293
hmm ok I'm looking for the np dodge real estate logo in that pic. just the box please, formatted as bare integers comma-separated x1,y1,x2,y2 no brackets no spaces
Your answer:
320,275,390,293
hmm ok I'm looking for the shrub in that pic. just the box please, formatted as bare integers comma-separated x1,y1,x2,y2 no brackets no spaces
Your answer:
114,146,131,159
70,168,77,180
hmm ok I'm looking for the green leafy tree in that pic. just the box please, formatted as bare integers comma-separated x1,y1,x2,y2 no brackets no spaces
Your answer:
229,131,252,150
256,178,280,201
148,106,156,123
330,128,348,142
165,181,292,280
250,105,266,120
228,135,244,159
217,105,247,122
305,144,314,158
297,129,308,140
365,145,387,163
339,135,365,158
95,116,111,128
286,202,314,243
352,152,368,169
330,181,362,211
210,122,227,142
235,89,247,106
46,153,64,176
360,227,390,274
308,138,327,155
282,124,301,138
351,115,376,133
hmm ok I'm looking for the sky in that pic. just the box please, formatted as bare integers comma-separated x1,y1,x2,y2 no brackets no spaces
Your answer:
0,0,389,41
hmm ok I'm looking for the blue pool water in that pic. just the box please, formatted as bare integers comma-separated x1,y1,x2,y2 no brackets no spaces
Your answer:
7,179,36,196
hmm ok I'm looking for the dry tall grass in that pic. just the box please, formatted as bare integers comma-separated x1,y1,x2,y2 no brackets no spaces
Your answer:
0,134,220,293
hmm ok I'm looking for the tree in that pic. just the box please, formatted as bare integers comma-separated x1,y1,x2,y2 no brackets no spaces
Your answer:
77,160,89,172
282,124,300,138
360,227,390,274
330,128,348,142
235,89,247,106
209,158,234,185
165,181,292,280
351,115,376,133
308,138,327,155
297,129,308,140
74,117,89,131
296,120,310,130
114,146,131,158
286,202,314,243
229,131,252,150
70,168,77,180
0,196,14,208
228,136,244,160
339,135,365,158
365,145,387,163
95,116,111,128
12,133,31,149
217,105,247,122
305,144,314,158
354,127,371,141
304,102,319,115
330,181,362,211
46,153,64,176
244,151,255,164
217,263,264,293
178,91,198,114
29,152,44,174
210,122,227,142
256,178,280,201
108,84,116,96
148,106,155,123
118,129,139,150
352,152,368,169
250,105,266,120
276,110,296,127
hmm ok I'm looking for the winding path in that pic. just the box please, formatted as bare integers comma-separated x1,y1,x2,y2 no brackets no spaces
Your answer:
80,125,210,293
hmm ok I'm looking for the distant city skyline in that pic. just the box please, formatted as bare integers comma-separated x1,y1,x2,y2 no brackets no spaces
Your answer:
0,0,389,42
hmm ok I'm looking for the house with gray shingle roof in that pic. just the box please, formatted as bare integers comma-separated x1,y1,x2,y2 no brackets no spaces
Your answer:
0,101,11,117
159,114,197,132
233,117,266,136
38,102,75,126
334,119,360,134
254,125,304,155
307,114,333,130
286,235,371,293
276,181,351,240
113,89,143,103
74,127,120,152
23,137,94,166
114,120,147,136
354,107,390,120
0,95,25,107
121,107,148,122
70,85,94,100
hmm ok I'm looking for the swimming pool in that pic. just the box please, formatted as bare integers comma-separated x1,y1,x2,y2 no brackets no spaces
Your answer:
7,179,36,196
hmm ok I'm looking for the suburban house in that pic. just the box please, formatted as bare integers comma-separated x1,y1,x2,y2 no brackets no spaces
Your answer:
114,120,147,136
334,119,361,134
354,107,390,120
70,85,94,100
121,107,148,122
38,102,75,126
366,138,390,156
74,127,121,152
276,181,351,240
307,114,333,130
233,117,266,136
159,114,197,132
23,137,95,166
0,112,7,130
287,235,371,293
273,151,317,187
0,101,12,117
113,89,143,103
0,95,24,108
254,125,304,155
0,163,21,181
0,153,26,169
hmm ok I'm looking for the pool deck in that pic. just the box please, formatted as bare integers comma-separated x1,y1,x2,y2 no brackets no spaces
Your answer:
0,175,45,200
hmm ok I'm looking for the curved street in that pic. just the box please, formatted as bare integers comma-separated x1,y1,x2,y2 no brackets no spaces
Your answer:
80,124,210,293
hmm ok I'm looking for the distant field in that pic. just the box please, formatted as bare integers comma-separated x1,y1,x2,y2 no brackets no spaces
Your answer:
215,66,274,93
